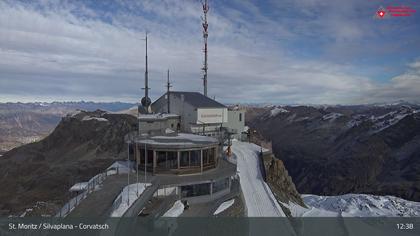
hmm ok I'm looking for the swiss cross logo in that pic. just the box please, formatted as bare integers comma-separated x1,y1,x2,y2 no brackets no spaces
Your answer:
374,6,388,19
377,10,386,18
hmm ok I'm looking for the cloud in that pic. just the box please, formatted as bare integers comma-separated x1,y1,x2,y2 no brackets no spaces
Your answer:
364,59,420,103
0,0,419,104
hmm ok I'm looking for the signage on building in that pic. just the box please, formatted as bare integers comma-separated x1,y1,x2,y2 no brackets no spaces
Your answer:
197,108,228,124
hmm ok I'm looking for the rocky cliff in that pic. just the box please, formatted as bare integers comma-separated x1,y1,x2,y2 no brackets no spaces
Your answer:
0,110,137,216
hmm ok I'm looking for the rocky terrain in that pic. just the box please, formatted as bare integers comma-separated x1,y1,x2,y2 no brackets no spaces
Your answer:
0,110,137,216
246,102,420,202
0,102,134,153
297,194,420,217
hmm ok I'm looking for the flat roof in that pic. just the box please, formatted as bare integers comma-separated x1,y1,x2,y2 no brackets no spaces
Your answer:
126,132,219,149
138,113,180,121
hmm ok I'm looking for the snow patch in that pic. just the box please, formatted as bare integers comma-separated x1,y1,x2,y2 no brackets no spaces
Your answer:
214,199,235,215
285,194,420,217
68,110,82,117
69,182,88,192
165,128,175,134
371,112,408,132
110,183,151,217
346,114,367,128
82,116,108,122
322,112,343,121
163,200,184,217
106,161,134,175
270,107,289,117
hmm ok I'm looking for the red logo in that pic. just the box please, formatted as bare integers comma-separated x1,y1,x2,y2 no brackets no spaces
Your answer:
377,10,386,18
375,5,416,19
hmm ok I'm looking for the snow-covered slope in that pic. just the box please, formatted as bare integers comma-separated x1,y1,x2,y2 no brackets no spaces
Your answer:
163,200,184,217
231,141,285,217
285,194,420,217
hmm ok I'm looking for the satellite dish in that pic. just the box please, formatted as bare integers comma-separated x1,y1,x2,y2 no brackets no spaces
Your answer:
141,96,152,107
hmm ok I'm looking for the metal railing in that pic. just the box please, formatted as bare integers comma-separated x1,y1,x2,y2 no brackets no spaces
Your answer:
55,166,123,217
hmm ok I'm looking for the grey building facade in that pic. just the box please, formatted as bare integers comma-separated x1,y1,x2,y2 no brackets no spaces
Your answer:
152,91,228,136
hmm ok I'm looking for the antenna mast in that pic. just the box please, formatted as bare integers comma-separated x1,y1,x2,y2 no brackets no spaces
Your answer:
140,32,151,114
201,0,209,97
166,69,172,113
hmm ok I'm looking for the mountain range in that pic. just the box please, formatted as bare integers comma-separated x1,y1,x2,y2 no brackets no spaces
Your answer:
0,102,134,154
246,103,420,202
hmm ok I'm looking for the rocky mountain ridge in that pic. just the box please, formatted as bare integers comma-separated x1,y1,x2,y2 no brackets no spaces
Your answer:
0,110,137,216
246,104,420,202
0,102,134,152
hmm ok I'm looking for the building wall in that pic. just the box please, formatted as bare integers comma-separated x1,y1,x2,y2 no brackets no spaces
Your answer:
197,108,228,124
152,93,196,132
225,110,245,140
138,117,180,135
153,93,228,134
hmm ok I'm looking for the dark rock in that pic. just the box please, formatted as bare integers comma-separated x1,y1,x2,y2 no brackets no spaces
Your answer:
0,110,138,216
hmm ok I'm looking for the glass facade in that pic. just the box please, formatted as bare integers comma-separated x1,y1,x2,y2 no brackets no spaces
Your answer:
156,151,177,169
190,150,201,167
203,148,215,166
180,151,189,167
139,148,153,168
136,145,217,173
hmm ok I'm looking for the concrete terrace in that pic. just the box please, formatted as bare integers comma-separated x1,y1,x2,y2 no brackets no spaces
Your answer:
66,158,236,217
67,173,156,217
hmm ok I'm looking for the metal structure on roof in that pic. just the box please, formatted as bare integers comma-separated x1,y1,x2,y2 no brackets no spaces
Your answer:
201,0,209,97
140,32,151,114
166,69,172,113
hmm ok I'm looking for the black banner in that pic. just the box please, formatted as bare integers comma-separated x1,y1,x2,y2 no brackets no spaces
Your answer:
1,217,419,236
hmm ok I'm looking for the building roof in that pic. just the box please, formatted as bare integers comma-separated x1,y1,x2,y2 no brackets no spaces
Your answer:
126,131,219,149
138,113,180,121
162,91,226,108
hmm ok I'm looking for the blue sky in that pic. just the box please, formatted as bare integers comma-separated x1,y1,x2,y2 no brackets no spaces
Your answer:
0,0,419,104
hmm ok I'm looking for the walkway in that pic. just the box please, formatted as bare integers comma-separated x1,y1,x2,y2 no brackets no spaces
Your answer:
231,141,285,217
68,173,154,217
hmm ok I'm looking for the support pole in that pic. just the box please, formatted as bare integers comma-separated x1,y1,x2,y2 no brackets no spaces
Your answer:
166,69,172,114
144,143,147,183
136,145,139,197
127,142,130,206
200,149,203,173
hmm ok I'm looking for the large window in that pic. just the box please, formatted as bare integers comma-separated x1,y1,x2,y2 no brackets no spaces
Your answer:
139,148,153,167
180,151,189,167
203,148,215,166
181,183,211,197
156,151,177,170
190,150,201,167
180,150,202,168
156,151,167,169
167,151,177,168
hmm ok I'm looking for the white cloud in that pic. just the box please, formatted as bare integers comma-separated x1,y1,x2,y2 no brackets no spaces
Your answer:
0,0,419,104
